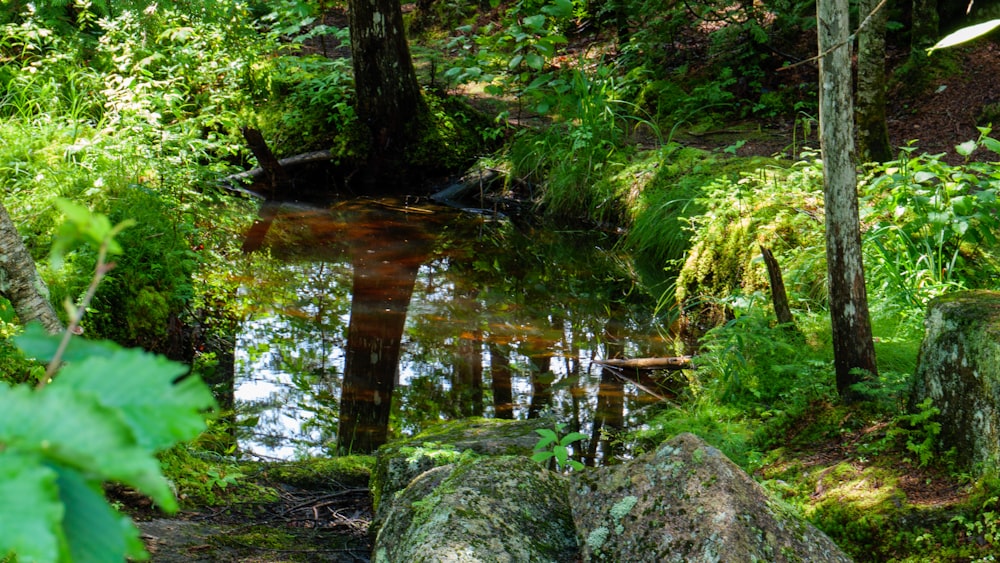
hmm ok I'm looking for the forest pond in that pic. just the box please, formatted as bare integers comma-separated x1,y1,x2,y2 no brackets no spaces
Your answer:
233,197,674,461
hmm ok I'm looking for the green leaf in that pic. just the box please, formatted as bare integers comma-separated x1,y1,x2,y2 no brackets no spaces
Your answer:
526,52,545,70
534,428,558,449
559,431,587,447
553,444,569,465
51,347,216,452
541,0,574,19
522,14,547,33
956,140,978,156
55,465,148,562
568,460,585,471
0,452,65,563
982,136,1000,156
15,323,120,364
928,19,1000,53
531,451,555,463
508,54,524,69
0,384,176,511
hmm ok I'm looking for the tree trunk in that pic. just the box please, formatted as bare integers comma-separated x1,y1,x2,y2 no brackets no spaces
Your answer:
759,245,795,327
818,0,879,402
911,0,940,55
0,201,62,333
856,0,893,163
348,0,426,173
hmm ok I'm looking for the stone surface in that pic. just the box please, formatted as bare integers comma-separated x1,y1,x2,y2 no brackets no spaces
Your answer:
372,456,579,563
369,417,548,534
910,290,1000,471
569,433,853,562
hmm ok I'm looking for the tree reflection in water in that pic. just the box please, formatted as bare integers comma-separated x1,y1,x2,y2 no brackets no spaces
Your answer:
235,199,672,459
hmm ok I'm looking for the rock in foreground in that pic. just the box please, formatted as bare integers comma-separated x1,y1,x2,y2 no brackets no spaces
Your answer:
373,456,578,563
910,290,1000,472
569,432,852,562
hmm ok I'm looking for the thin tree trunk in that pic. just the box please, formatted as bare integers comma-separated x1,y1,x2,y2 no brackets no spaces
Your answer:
759,245,795,326
856,0,893,163
0,201,62,333
818,0,879,402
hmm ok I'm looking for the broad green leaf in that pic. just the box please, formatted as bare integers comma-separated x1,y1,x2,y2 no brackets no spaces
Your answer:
508,54,524,69
51,348,216,452
0,384,175,510
928,19,1000,53
523,14,547,33
983,136,1000,156
526,52,545,70
534,428,558,449
553,444,569,465
541,0,574,19
568,460,585,471
15,323,120,364
55,465,149,562
559,432,587,447
956,140,978,156
531,451,555,463
0,452,64,563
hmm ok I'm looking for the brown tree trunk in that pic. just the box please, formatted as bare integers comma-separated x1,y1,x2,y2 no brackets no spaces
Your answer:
818,0,879,402
760,245,795,326
856,0,893,163
0,201,62,333
348,0,426,169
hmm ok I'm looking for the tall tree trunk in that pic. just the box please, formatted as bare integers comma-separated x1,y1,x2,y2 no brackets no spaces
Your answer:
0,201,62,333
348,0,426,171
818,0,879,402
911,0,940,53
856,0,894,163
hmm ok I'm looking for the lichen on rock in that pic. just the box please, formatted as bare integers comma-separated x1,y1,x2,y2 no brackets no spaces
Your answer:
369,417,550,535
910,290,1000,473
568,432,853,562
373,456,579,563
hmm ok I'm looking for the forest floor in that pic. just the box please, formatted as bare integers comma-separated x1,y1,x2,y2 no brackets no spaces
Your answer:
126,9,1000,563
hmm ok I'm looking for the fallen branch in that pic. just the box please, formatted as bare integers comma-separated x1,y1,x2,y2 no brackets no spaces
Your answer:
592,356,694,371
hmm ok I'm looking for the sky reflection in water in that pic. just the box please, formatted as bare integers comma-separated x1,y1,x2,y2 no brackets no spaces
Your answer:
233,199,671,460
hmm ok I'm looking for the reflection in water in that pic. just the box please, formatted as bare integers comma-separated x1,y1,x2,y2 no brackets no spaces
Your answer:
234,198,671,459
338,204,436,453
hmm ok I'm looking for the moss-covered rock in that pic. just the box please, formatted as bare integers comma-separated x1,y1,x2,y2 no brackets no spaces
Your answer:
373,456,579,563
910,290,1000,473
569,432,853,562
369,417,548,534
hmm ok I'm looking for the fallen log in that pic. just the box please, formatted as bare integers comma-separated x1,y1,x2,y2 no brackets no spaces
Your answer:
592,356,694,371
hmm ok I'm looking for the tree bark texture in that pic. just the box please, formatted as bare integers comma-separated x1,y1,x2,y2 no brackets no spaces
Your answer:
0,201,62,333
348,0,426,157
911,0,940,54
856,0,893,163
759,245,795,326
818,0,879,401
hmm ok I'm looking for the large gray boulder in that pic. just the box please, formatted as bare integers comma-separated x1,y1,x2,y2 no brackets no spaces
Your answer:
569,433,853,563
373,456,579,563
370,417,547,534
371,427,853,562
910,290,1000,472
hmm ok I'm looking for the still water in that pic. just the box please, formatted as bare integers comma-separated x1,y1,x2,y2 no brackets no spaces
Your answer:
233,198,672,460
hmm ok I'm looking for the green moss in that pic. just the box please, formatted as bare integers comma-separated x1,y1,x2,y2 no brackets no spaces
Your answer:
261,455,375,489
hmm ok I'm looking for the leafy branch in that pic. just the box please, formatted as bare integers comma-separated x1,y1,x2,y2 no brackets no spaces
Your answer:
1,201,215,562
